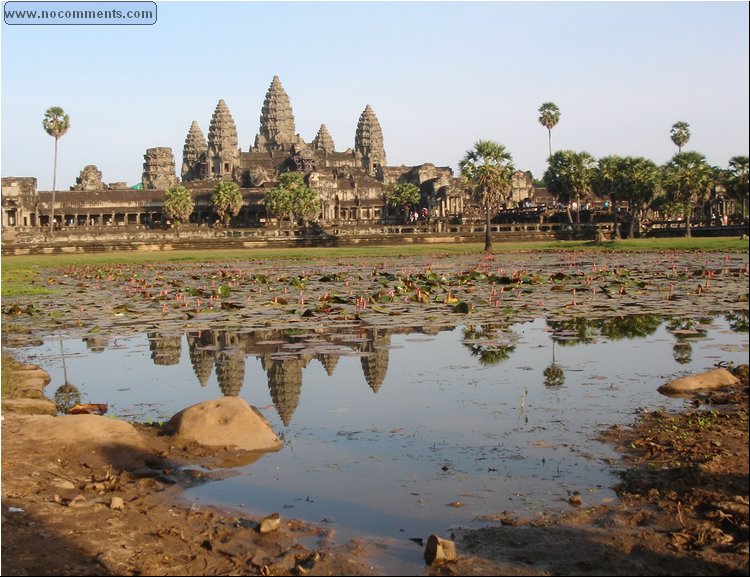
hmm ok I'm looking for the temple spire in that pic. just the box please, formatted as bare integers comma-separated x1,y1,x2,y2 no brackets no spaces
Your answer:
354,104,386,177
207,99,239,180
312,124,335,154
256,75,298,151
182,121,207,181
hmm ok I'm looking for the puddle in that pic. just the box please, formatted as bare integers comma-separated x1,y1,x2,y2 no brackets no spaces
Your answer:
12,316,748,553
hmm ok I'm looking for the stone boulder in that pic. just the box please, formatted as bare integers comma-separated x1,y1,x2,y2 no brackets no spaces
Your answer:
657,367,740,397
164,397,282,452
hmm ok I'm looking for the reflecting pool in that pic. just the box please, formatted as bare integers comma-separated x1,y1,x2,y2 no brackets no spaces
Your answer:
13,312,748,547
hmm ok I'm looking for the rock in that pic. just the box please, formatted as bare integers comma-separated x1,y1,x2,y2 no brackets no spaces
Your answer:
258,512,281,534
568,492,583,507
163,397,282,453
658,368,740,397
13,367,51,385
110,497,125,511
1,398,57,416
424,534,457,565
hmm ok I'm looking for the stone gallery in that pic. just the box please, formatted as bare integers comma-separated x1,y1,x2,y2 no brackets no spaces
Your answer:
2,76,535,231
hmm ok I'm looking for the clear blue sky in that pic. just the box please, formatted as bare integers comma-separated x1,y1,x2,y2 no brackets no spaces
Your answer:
2,1,748,190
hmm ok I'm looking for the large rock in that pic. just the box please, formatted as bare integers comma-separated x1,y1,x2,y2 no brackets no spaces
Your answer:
164,397,282,452
658,367,740,397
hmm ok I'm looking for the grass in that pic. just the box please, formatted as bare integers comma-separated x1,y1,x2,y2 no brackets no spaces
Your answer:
1,237,747,298
1,351,23,397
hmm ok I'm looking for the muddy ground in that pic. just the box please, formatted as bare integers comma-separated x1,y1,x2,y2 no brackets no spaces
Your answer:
2,358,747,576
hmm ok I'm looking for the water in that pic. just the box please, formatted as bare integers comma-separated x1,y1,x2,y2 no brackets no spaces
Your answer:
14,315,748,549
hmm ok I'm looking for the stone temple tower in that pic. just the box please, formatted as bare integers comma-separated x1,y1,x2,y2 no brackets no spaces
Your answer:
254,76,300,152
354,104,386,178
207,99,240,180
312,124,335,154
182,121,208,182
142,147,178,190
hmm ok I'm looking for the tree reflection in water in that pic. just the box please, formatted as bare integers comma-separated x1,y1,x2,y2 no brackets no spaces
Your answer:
543,340,565,387
666,317,710,365
461,323,517,366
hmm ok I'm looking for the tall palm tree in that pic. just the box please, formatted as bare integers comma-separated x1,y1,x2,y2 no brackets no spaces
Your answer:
662,151,714,237
42,106,70,234
459,140,515,251
538,102,561,159
670,121,690,153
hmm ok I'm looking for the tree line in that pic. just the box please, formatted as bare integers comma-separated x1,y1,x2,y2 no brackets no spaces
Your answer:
458,105,748,250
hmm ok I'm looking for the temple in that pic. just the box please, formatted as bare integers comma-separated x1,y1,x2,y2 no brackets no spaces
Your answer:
2,75,538,232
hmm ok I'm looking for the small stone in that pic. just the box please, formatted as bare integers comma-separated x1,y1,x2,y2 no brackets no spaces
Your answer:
109,497,125,510
568,492,583,507
258,512,281,534
50,479,76,490
424,533,457,565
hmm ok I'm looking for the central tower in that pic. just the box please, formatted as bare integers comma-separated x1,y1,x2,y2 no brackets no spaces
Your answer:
254,76,300,151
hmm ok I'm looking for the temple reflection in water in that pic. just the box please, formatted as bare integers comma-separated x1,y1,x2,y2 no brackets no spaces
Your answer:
82,311,746,426
141,324,449,426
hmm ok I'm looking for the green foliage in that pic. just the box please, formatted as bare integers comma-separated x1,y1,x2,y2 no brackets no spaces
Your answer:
670,121,691,153
1,352,24,397
662,151,715,233
544,150,596,221
724,156,749,214
594,155,661,237
265,172,320,226
163,185,195,224
211,181,243,225
538,102,561,130
42,106,70,139
387,182,421,209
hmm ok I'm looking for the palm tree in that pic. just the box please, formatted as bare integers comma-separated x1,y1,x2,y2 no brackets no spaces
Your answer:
593,155,626,239
42,106,70,235
538,102,561,159
662,151,715,237
163,185,195,228
621,156,661,238
670,121,690,153
459,140,515,251
725,155,749,219
210,181,243,226
543,150,596,224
